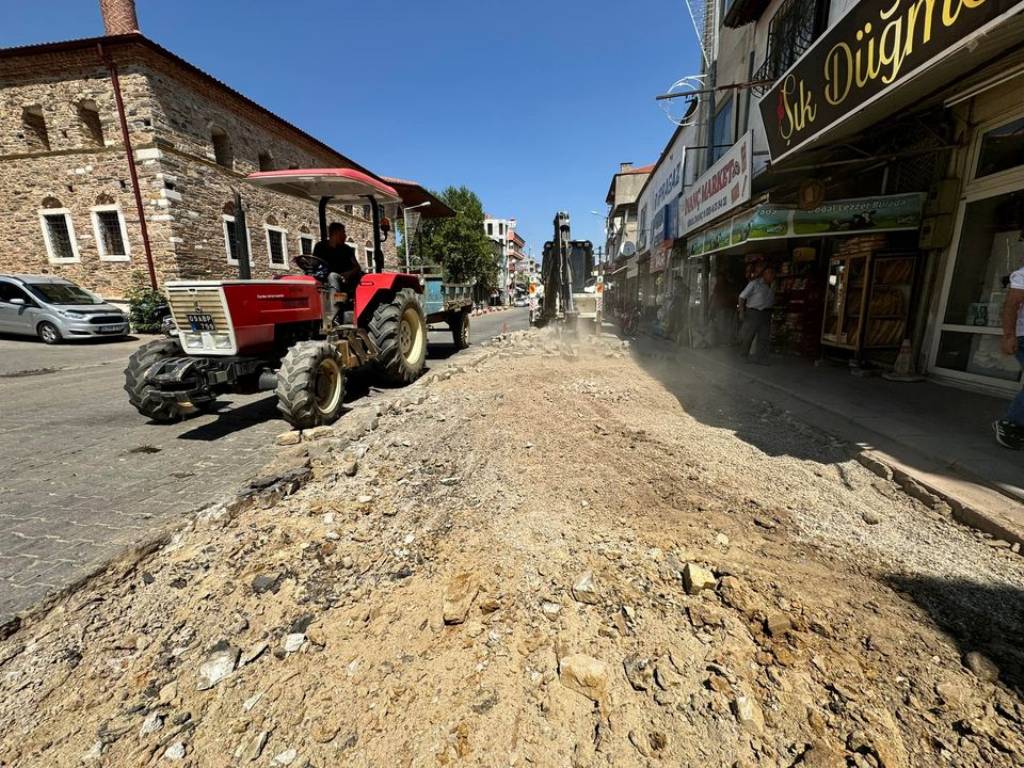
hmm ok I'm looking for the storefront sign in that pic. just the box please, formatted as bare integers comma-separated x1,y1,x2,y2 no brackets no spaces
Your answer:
649,198,679,273
681,131,752,234
637,129,687,255
759,0,1024,161
687,193,924,255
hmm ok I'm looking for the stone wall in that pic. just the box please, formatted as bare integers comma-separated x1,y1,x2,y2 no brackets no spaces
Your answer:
0,40,397,300
0,46,172,298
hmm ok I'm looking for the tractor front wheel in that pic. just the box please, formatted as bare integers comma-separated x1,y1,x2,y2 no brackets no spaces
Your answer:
368,288,427,385
124,338,192,422
275,341,346,429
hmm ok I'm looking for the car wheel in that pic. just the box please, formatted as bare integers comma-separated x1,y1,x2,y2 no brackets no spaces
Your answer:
37,321,62,345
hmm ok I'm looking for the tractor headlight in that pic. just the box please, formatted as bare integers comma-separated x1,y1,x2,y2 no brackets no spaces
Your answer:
183,333,203,349
212,332,232,349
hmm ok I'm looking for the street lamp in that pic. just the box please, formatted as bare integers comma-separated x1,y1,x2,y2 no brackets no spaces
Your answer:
403,201,431,271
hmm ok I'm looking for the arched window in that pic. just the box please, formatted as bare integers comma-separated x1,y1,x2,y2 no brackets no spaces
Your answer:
211,127,233,169
22,106,49,151
78,100,103,147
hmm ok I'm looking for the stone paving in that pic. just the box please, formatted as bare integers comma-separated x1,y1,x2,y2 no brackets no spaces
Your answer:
0,309,528,625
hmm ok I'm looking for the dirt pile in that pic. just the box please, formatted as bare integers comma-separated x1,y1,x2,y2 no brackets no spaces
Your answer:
1,328,1023,767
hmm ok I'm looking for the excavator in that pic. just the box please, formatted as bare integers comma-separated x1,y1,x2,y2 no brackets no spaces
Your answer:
539,212,595,327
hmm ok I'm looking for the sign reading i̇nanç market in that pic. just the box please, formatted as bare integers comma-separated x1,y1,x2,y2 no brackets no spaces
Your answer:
758,0,1024,161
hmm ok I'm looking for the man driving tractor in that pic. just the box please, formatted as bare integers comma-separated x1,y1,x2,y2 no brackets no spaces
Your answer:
313,222,364,305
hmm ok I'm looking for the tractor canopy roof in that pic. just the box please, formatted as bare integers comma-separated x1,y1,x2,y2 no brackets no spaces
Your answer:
247,168,402,204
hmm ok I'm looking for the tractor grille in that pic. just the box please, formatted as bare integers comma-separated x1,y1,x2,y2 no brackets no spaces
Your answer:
166,286,230,332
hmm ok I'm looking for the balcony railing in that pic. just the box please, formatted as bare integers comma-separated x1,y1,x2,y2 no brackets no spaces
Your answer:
752,0,828,97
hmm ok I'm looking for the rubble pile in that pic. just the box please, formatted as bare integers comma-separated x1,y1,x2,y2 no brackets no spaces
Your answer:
1,329,1022,767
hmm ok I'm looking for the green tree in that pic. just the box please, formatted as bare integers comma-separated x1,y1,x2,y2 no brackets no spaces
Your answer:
415,186,498,291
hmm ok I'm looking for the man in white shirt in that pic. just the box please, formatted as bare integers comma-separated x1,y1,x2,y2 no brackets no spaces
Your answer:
737,266,776,365
994,263,1024,450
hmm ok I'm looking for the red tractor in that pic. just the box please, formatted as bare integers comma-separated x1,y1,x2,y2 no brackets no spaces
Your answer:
124,169,449,429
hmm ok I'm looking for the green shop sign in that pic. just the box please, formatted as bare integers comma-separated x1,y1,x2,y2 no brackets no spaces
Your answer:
686,193,924,256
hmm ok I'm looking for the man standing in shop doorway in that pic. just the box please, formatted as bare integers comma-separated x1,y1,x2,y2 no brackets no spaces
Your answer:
737,265,775,365
994,261,1024,450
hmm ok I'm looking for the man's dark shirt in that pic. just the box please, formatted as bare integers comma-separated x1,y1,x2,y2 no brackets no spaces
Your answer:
312,240,361,278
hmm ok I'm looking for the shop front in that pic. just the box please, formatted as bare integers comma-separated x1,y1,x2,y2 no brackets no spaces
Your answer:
688,193,927,361
928,88,1024,395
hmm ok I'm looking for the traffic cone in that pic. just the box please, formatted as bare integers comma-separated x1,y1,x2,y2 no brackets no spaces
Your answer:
883,339,924,382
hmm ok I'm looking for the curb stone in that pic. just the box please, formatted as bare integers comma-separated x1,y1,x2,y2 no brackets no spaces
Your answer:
855,450,1024,551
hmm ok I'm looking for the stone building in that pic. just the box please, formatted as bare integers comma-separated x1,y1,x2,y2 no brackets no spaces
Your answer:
0,0,400,301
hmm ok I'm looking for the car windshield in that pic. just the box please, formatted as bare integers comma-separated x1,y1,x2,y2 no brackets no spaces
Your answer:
27,282,103,305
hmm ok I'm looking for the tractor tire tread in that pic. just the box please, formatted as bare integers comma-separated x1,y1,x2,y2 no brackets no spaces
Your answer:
275,341,345,429
368,288,425,385
124,338,187,422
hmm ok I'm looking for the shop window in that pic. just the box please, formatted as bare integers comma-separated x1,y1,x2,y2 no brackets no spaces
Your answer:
222,214,251,265
299,234,314,255
78,100,103,147
975,116,1024,180
934,189,1024,382
211,127,233,169
22,106,50,151
91,205,130,261
710,97,734,164
265,225,289,268
39,208,79,262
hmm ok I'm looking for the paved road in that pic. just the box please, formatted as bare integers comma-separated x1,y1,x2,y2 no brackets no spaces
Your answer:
0,308,528,622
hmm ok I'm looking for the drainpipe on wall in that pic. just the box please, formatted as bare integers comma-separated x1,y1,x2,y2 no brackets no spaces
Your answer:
97,41,158,290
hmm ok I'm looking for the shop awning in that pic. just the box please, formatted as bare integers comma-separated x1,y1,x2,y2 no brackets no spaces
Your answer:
686,193,925,257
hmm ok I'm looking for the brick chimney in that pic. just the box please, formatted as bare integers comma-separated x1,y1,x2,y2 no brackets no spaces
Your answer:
619,162,633,173
100,0,139,35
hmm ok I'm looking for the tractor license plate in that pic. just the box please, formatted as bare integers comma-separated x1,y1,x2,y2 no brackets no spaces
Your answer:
186,313,215,331
99,325,123,333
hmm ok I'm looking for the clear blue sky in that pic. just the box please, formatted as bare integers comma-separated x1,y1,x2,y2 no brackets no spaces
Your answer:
2,0,700,260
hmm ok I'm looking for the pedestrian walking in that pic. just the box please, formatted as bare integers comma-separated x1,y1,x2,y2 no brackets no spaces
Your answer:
994,262,1024,449
736,266,775,364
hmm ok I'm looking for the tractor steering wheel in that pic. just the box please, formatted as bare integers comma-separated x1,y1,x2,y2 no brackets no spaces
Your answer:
293,254,329,277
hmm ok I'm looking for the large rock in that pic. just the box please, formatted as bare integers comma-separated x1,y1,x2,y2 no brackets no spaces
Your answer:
732,695,764,732
443,573,479,625
197,643,239,690
559,654,609,702
571,571,600,605
682,563,717,595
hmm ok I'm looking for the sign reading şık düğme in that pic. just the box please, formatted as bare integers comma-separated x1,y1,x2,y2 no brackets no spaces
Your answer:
758,0,1024,161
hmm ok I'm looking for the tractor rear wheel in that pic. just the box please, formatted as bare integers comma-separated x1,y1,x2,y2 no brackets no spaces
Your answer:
275,341,346,429
450,310,470,350
124,338,191,422
368,288,427,385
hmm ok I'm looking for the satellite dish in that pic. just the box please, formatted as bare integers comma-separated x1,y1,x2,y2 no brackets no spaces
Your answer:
621,241,637,257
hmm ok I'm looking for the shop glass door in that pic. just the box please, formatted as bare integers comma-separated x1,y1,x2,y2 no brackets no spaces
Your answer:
931,188,1024,388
